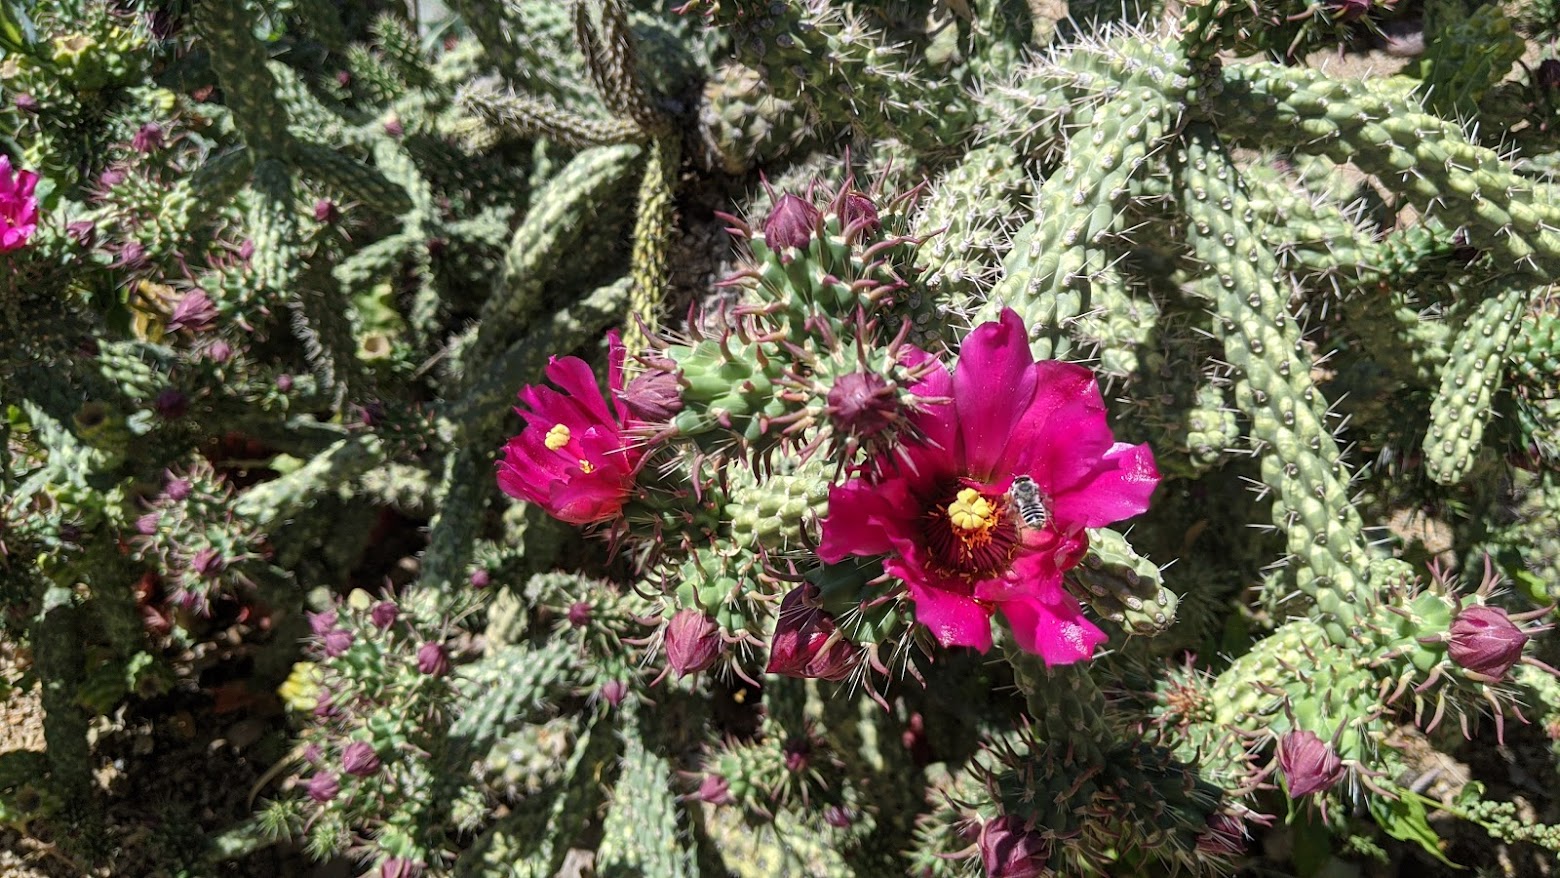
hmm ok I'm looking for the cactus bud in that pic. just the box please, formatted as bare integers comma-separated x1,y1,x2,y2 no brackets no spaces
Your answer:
191,548,224,577
306,771,340,802
1277,729,1344,797
416,641,450,677
824,805,853,828
132,122,164,153
14,92,38,113
599,678,628,706
341,742,381,777
1448,605,1528,681
135,512,160,536
153,388,188,420
765,584,859,681
308,610,339,637
696,774,733,805
238,239,255,261
370,601,399,629
206,341,234,364
276,374,294,393
313,198,340,223
665,610,722,676
381,859,421,878
322,628,354,658
384,116,404,138
620,367,684,422
468,569,491,588
827,371,899,440
1197,811,1252,856
567,601,592,627
67,220,96,247
841,191,880,235
978,817,1046,878
163,476,192,502
763,194,819,251
167,290,218,333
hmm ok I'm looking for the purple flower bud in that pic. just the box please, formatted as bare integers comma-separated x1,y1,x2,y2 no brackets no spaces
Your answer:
824,805,853,828
14,92,38,113
322,628,354,658
1539,58,1560,90
308,610,339,637
664,610,722,677
567,601,592,627
167,290,218,333
163,477,192,501
1277,729,1344,798
783,738,810,773
696,774,733,805
370,601,399,629
384,117,404,138
306,771,340,802
313,692,338,718
827,371,899,440
469,568,491,588
341,741,381,777
313,199,339,223
599,678,628,707
620,368,684,422
978,817,1047,878
416,641,450,677
303,743,323,764
1448,605,1529,681
765,583,859,682
132,122,165,153
237,239,255,261
66,220,97,247
762,193,820,251
98,167,127,189
135,512,161,536
153,388,188,420
191,548,224,577
114,241,148,271
381,858,422,878
841,191,880,235
336,70,352,88
206,340,234,364
276,374,294,393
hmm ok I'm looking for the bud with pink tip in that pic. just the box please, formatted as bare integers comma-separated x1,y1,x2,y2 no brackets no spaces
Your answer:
978,817,1046,878
308,610,339,637
665,610,722,677
1277,729,1344,797
370,601,399,629
841,191,880,235
697,774,733,805
1448,605,1529,681
599,678,628,707
763,193,820,251
306,772,340,802
827,371,900,440
14,93,38,113
314,199,340,223
132,122,165,153
567,601,592,627
469,569,491,588
163,476,193,501
381,857,421,878
620,368,684,422
341,741,381,777
416,641,450,677
765,584,859,681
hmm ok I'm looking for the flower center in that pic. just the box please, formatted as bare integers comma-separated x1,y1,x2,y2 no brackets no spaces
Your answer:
923,485,1019,580
544,424,571,450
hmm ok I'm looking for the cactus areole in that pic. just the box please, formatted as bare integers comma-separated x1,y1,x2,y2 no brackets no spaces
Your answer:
818,310,1160,663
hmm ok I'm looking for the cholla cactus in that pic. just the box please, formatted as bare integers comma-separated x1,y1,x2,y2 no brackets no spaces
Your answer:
7,0,1560,875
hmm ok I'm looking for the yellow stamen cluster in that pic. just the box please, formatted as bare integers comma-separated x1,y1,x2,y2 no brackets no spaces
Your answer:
946,488,999,549
544,424,571,450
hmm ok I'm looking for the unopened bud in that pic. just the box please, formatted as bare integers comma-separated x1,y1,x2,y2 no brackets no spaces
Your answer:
307,610,339,637
1448,605,1529,681
1277,729,1344,798
697,774,733,805
827,371,899,440
132,122,165,153
567,601,592,627
322,628,354,658
306,771,340,802
665,610,722,677
341,741,381,777
314,199,340,224
763,194,820,251
841,191,880,235
416,641,450,677
765,583,860,681
370,601,399,629
978,817,1046,878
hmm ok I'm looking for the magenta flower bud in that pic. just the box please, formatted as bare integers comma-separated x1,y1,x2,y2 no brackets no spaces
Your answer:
468,568,491,588
322,628,354,658
303,743,323,764
341,741,381,777
665,610,722,677
168,289,218,333
381,858,422,878
276,374,294,393
599,678,628,707
1277,729,1344,798
620,368,684,422
153,388,188,420
206,341,234,364
370,601,399,629
827,371,899,440
416,641,450,677
765,584,860,682
696,774,733,805
383,117,404,137
978,817,1046,878
824,805,853,828
98,167,127,189
313,198,339,223
762,193,820,251
114,241,148,271
237,239,255,261
163,477,192,501
567,601,592,627
841,191,880,235
308,610,339,637
135,512,161,535
192,548,224,577
306,771,339,802
14,92,38,113
313,692,338,718
1326,0,1370,20
132,122,165,153
1448,605,1529,681
335,70,352,87
66,220,97,247
783,738,810,773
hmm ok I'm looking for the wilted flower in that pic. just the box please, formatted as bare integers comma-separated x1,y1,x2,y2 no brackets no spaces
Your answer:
370,601,399,629
765,583,860,681
665,609,722,677
763,193,820,251
978,817,1047,878
497,331,646,525
1448,605,1529,681
306,772,339,802
818,309,1159,663
0,155,40,252
416,641,450,677
341,741,381,777
322,628,354,658
1277,729,1344,798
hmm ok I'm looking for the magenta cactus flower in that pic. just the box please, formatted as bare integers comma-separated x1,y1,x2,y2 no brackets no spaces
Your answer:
818,309,1160,664
765,583,860,681
762,193,820,251
1277,729,1344,798
1448,605,1529,681
497,331,646,525
664,609,722,677
978,817,1047,878
0,155,40,252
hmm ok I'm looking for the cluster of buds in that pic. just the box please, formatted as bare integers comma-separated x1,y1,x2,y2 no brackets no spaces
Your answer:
130,465,267,615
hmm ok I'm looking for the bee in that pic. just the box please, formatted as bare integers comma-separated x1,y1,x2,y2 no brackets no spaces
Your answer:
1008,475,1049,529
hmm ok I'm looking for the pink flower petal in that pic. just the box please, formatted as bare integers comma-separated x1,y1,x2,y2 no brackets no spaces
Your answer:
901,346,957,458
818,477,922,562
891,560,994,652
606,330,630,421
953,309,1037,479
996,588,1107,666
995,361,1109,481
1048,442,1159,529
544,355,615,425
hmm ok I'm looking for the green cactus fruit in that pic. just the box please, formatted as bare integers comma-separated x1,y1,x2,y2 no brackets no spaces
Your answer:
1069,527,1178,635
1425,285,1532,484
